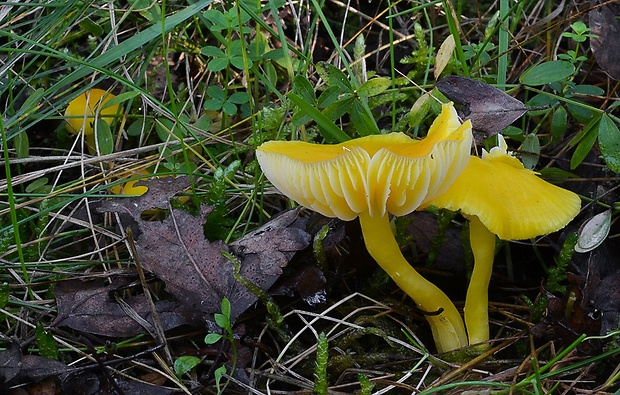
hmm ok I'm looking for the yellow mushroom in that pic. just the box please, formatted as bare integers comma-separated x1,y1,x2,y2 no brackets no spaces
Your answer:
109,170,150,196
257,103,473,352
425,135,581,348
64,88,121,152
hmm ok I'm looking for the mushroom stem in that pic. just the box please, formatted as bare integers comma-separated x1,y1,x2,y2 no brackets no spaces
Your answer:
464,215,496,347
358,211,468,353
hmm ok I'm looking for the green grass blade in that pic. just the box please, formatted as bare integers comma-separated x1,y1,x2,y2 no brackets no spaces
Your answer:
287,93,350,142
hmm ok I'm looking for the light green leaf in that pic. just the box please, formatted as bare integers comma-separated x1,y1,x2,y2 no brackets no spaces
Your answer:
317,86,340,109
201,45,225,57
293,75,316,104
207,85,225,101
79,18,104,36
174,356,201,378
204,333,223,344
26,178,49,193
229,92,248,104
317,62,352,93
357,77,391,98
221,297,231,318
407,92,431,128
222,101,237,115
214,312,229,329
551,106,567,142
598,114,620,173
202,9,227,28
13,131,29,159
127,119,152,137
568,84,605,96
520,60,575,86
207,58,229,72
350,100,377,136
94,119,114,155
575,210,611,253
570,119,599,169
521,133,540,170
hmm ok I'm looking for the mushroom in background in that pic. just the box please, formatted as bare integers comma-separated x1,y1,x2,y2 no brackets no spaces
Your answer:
425,134,581,348
64,88,121,153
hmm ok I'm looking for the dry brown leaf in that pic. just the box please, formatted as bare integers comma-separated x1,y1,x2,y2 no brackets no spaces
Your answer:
53,277,195,337
436,76,527,135
0,341,22,385
0,344,174,395
99,177,311,324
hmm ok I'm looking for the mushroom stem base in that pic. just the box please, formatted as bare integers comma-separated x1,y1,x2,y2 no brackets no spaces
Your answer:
358,211,468,353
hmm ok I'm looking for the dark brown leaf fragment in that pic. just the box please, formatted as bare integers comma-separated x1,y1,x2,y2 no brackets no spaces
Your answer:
271,264,327,306
437,76,527,135
53,277,195,337
590,1,620,80
0,342,22,384
532,273,601,353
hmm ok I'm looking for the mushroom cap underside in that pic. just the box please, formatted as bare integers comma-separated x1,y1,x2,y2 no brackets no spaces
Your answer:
257,103,473,220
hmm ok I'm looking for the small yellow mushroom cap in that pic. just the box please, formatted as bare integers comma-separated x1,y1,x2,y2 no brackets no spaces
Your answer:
427,135,581,240
257,103,473,220
110,170,150,196
64,89,121,135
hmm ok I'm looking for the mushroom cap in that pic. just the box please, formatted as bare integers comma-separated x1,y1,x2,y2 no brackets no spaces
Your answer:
257,103,473,220
64,89,121,135
110,170,150,196
426,135,581,240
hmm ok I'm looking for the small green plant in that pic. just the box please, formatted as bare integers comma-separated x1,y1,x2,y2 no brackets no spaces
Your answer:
203,160,240,240
559,21,597,63
203,85,249,116
35,322,58,360
204,297,235,394
313,332,329,395
288,66,396,142
357,373,375,395
546,232,578,295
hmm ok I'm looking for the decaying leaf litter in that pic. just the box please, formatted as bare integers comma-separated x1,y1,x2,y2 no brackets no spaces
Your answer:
2,0,620,393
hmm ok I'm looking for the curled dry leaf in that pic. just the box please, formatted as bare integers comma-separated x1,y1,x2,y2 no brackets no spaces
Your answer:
434,34,455,80
436,75,527,135
99,177,311,325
